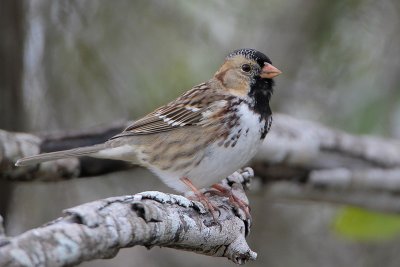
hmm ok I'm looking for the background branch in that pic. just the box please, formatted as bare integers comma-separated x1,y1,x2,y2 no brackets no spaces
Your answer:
1,114,400,213
0,121,131,181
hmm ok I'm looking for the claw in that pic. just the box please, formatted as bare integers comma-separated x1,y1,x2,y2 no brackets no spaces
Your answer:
180,177,220,223
211,183,251,220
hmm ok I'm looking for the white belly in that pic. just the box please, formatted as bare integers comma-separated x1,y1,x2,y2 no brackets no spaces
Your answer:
151,103,265,192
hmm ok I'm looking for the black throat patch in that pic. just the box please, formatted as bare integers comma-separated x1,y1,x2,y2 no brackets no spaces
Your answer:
247,77,274,139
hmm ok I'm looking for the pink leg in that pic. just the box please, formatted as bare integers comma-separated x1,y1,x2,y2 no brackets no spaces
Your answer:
180,177,218,221
211,183,251,219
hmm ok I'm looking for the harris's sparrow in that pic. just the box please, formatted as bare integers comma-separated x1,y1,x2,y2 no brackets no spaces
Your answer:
16,48,281,211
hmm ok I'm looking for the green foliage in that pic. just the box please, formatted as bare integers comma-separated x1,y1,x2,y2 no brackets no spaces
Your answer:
334,207,400,241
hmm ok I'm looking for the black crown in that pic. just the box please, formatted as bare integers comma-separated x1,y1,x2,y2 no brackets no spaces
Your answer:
226,48,272,67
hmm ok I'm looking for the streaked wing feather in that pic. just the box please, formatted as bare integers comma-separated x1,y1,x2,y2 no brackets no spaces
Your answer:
111,87,211,139
124,115,160,131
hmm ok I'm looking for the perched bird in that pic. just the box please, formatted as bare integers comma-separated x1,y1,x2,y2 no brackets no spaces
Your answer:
16,48,281,212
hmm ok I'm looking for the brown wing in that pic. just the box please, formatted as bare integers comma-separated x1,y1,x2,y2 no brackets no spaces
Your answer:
110,83,222,139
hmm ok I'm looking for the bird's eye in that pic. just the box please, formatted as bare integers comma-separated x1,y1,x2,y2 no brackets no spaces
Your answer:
241,64,251,73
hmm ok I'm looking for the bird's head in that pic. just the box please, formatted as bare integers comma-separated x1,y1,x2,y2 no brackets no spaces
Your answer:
214,48,281,98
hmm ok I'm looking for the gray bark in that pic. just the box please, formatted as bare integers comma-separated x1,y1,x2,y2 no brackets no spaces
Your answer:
0,169,256,266
1,114,400,214
2,114,400,181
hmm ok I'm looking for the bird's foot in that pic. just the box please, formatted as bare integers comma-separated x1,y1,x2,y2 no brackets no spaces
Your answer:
210,183,251,220
180,177,220,223
188,192,220,223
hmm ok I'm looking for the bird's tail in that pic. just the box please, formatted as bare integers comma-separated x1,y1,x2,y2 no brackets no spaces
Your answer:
15,143,107,166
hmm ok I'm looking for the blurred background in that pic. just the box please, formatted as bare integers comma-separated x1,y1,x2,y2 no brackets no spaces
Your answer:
1,0,400,266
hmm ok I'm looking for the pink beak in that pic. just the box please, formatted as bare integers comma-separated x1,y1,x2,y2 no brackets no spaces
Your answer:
260,63,282,79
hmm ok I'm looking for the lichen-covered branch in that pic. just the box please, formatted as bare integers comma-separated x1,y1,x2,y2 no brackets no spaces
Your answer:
0,169,256,267
0,121,131,181
2,114,399,181
254,114,400,170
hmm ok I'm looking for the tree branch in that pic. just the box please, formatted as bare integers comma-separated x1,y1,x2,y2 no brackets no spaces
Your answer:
266,183,400,214
249,114,400,213
0,169,256,266
1,114,400,213
254,114,400,169
2,114,399,181
0,121,131,181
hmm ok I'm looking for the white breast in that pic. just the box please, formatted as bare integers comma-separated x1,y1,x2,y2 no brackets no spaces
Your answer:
152,103,265,192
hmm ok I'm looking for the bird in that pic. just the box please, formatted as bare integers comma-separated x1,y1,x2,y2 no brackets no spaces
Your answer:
16,48,281,214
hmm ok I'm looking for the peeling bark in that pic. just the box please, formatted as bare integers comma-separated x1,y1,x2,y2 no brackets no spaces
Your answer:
0,169,256,266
